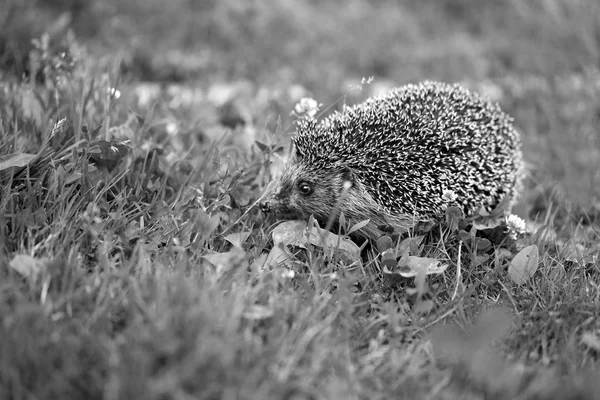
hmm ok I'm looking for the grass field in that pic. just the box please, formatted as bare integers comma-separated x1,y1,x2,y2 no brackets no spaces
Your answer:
1,0,600,399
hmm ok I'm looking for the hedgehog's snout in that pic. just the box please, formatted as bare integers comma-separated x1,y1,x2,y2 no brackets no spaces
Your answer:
259,180,279,214
259,185,282,214
259,184,295,216
259,199,272,213
259,176,292,214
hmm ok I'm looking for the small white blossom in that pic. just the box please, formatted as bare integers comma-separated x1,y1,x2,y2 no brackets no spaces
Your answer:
442,189,458,202
166,122,178,135
294,97,321,118
280,269,295,279
361,76,375,85
506,214,526,239
109,87,121,100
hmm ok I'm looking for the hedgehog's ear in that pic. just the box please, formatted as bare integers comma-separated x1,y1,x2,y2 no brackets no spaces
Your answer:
290,140,304,160
292,146,304,160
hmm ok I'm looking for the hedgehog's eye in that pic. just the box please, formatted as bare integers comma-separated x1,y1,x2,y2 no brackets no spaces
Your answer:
297,181,314,196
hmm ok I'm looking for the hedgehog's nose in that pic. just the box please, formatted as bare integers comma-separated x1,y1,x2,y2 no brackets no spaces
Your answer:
259,200,271,213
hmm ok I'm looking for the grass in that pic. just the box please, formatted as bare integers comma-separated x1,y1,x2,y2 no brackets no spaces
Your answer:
1,0,600,399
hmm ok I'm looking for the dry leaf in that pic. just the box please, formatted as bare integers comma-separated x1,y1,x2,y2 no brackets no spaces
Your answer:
472,218,504,230
271,220,360,262
508,245,539,285
0,153,37,171
384,255,448,278
224,231,251,248
262,244,293,269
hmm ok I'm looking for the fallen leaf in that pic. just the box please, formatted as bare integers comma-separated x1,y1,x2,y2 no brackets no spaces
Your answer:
0,153,37,171
224,231,252,248
271,220,360,262
472,218,504,230
263,244,293,269
384,255,448,278
508,245,539,285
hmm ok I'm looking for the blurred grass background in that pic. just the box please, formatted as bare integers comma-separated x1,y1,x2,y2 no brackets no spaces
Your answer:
1,1,600,398
4,0,599,82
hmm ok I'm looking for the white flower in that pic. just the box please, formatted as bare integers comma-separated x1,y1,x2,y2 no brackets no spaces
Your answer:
442,189,458,202
280,269,295,279
294,97,321,118
109,87,121,100
165,122,178,135
361,76,374,85
506,214,526,239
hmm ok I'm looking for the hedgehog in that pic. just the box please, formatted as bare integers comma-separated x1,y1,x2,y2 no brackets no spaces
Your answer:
259,81,525,241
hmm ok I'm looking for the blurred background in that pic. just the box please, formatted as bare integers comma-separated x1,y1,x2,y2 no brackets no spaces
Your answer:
2,0,600,215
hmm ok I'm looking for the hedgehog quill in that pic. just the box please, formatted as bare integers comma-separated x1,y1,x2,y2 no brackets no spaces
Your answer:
259,81,525,241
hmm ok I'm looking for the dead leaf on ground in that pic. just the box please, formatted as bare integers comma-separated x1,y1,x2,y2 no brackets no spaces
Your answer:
0,153,37,171
224,231,252,248
384,255,448,278
262,244,294,269
271,220,361,262
508,245,539,285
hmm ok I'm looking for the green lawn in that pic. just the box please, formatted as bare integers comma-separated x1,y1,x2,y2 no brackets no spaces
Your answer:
1,0,600,399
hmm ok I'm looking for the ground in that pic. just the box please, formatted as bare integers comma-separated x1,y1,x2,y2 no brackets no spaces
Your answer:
1,0,600,399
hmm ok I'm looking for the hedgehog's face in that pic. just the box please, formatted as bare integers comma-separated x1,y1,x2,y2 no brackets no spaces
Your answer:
259,158,352,227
